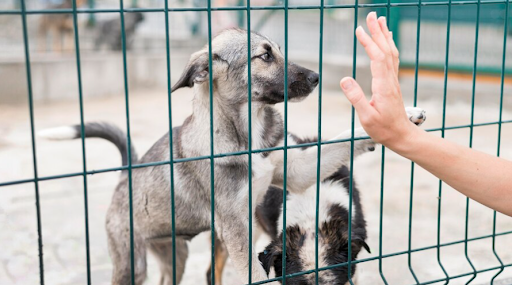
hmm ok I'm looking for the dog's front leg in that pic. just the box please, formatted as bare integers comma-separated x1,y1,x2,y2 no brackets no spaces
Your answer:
215,175,278,285
270,129,375,193
215,211,278,285
269,106,426,192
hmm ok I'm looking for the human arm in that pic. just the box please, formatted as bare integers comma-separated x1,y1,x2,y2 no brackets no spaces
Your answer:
339,12,512,216
396,127,512,216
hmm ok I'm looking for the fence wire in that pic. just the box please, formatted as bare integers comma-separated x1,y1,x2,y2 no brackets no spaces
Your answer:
1,0,512,285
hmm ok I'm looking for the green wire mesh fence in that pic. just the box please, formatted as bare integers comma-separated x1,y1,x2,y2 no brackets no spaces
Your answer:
1,0,512,284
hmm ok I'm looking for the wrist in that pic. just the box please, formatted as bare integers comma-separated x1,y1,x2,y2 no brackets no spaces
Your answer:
385,123,424,157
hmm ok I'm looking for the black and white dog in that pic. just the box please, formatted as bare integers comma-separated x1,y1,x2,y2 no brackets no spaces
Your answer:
257,109,425,284
257,155,369,285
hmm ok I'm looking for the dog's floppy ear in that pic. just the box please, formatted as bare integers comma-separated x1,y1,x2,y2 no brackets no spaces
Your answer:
352,237,371,254
258,247,281,276
171,51,212,92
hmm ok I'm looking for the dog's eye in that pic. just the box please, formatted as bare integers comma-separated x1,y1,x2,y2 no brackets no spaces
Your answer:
259,52,272,62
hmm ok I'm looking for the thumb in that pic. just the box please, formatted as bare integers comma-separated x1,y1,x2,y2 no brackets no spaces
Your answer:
340,77,374,117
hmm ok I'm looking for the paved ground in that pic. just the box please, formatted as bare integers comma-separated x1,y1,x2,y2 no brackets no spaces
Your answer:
1,73,512,285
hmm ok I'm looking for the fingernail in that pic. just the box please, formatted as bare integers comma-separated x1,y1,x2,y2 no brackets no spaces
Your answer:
355,26,362,35
342,79,353,90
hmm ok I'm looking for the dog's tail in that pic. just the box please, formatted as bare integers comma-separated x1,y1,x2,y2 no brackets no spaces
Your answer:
38,122,138,168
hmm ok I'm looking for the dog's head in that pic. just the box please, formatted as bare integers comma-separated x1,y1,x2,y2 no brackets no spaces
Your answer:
132,11,144,23
171,28,319,104
258,206,370,285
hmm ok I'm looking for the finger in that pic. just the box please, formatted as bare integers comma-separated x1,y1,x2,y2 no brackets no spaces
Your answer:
367,13,392,58
378,16,390,34
355,26,388,78
387,31,400,75
378,17,400,75
340,77,377,120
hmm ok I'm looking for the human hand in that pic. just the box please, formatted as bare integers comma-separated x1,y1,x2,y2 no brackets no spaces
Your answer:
340,12,419,149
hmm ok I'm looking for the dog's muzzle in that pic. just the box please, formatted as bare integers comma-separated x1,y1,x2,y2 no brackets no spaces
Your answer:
307,72,319,87
287,70,320,102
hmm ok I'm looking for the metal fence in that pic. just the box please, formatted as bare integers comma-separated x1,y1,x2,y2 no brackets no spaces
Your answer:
378,0,512,74
1,0,511,75
0,0,511,284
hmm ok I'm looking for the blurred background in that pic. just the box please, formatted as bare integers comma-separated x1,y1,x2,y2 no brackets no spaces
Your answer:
1,0,512,284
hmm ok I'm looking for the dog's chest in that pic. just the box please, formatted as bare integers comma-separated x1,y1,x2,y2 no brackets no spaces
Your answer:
241,104,283,153
251,155,275,199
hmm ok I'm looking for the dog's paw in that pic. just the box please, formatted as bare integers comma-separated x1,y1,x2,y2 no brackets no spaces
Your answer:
405,106,426,126
353,128,376,154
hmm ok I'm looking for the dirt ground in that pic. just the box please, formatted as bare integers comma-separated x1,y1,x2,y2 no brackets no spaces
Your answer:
1,74,512,285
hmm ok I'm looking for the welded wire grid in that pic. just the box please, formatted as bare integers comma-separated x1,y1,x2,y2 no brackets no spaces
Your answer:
2,0,512,284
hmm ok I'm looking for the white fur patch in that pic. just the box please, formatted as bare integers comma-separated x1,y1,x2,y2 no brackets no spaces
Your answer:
236,103,278,205
301,233,328,270
252,155,275,179
238,103,269,150
277,180,354,233
37,126,77,140
299,227,337,284
237,153,276,209
250,155,276,204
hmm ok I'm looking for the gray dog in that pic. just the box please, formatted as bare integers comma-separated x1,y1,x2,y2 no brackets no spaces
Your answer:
94,11,144,51
40,29,377,284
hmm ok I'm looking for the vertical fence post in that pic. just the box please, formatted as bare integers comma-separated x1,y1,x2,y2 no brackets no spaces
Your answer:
464,0,482,283
206,0,216,284
314,1,325,284
378,8,394,285
436,0,452,282
118,1,136,283
163,0,178,284
246,1,253,284
282,1,289,284
87,0,95,26
389,7,400,50
378,145,388,285
490,1,509,284
407,0,422,282
347,1,359,284
71,0,92,283
19,0,45,284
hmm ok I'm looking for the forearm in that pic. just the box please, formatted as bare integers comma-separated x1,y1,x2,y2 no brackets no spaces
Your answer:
391,127,512,216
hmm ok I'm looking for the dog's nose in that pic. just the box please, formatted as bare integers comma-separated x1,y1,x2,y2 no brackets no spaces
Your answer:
307,72,319,86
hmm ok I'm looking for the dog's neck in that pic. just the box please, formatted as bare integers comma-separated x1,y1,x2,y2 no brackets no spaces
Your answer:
181,87,284,159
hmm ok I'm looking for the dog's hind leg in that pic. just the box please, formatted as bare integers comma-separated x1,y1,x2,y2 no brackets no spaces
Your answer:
206,225,266,285
206,231,228,285
147,237,188,285
106,211,147,285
